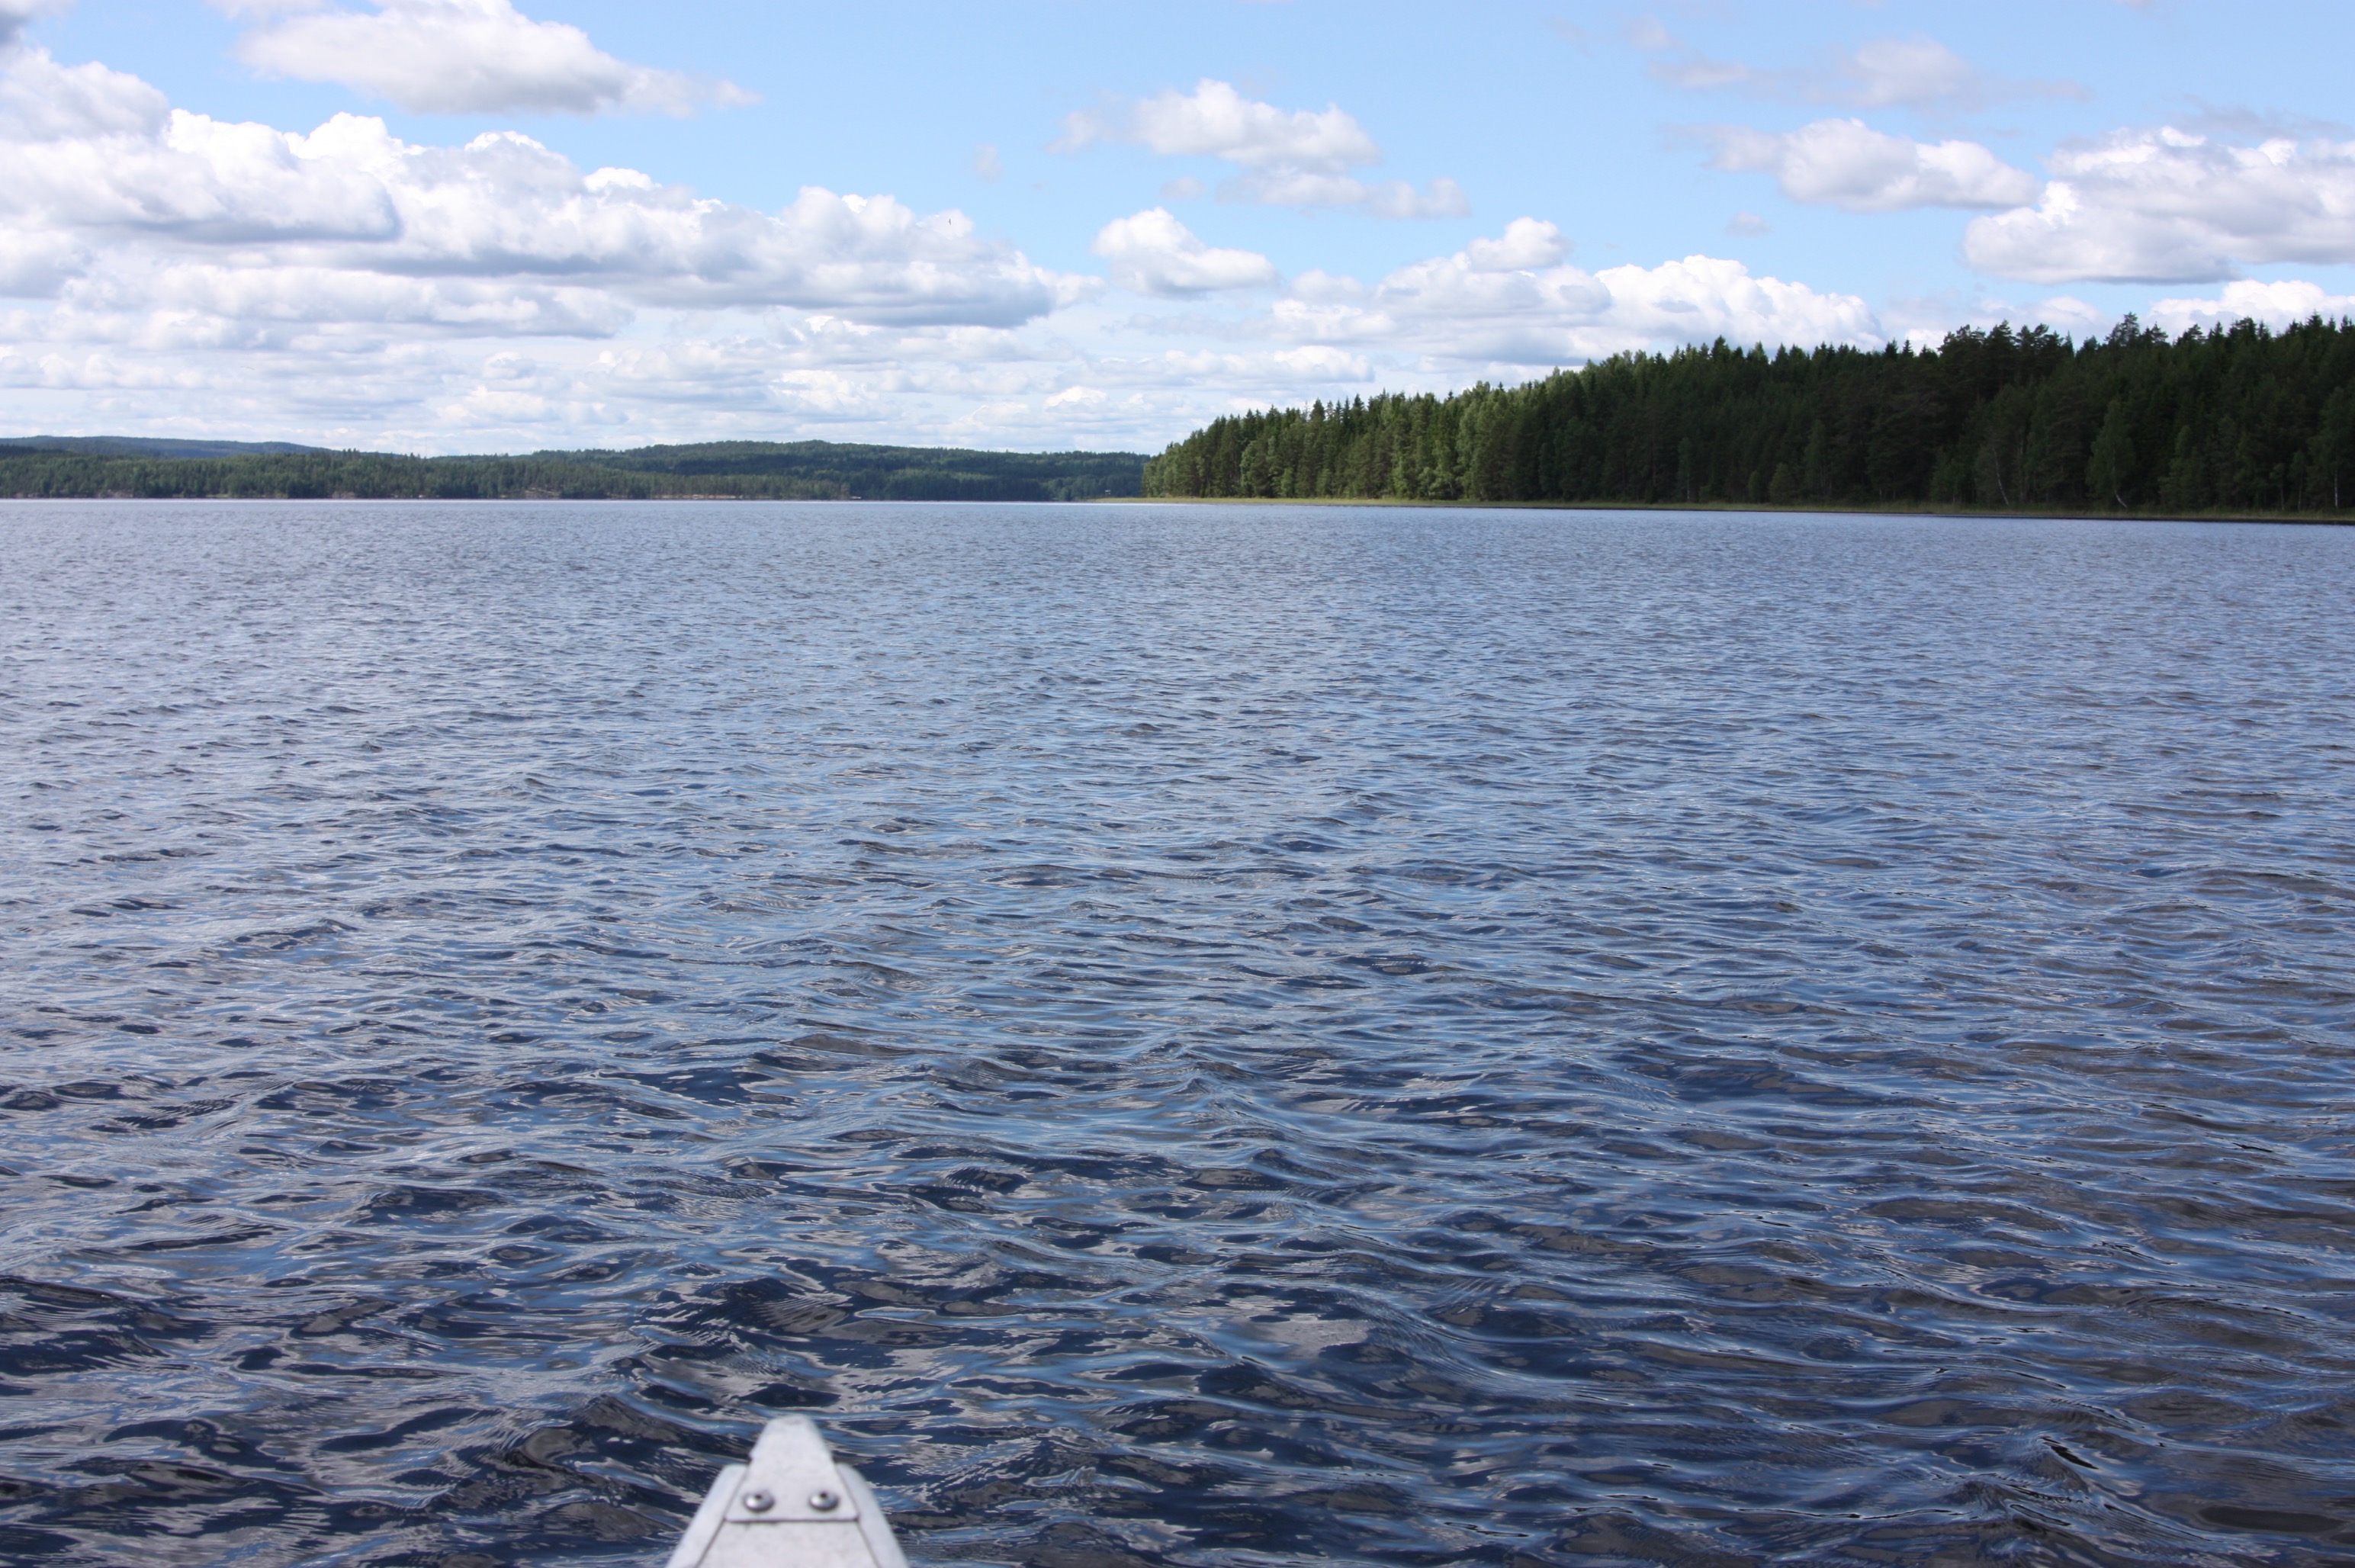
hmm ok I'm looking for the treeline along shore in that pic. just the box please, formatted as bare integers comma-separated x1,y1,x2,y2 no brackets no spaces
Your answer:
1142,315,2355,516
0,439,1145,502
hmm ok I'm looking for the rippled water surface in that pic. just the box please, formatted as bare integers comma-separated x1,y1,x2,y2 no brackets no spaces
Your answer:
3,501,2353,1568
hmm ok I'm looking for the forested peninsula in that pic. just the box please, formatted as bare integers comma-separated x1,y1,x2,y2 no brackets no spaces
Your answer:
0,439,1145,502
1142,316,2355,517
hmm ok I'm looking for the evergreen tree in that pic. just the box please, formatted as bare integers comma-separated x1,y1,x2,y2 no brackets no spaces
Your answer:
2087,397,2135,509
1141,315,2355,516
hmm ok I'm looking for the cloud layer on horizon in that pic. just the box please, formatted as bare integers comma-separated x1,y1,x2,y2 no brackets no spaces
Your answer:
0,13,2348,455
0,39,1915,451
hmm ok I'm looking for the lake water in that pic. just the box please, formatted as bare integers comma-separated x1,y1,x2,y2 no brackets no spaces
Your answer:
2,500,2351,1568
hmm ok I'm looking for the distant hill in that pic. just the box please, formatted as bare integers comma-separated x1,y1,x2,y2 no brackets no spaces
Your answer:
0,437,1149,501
0,435,329,459
531,440,1145,501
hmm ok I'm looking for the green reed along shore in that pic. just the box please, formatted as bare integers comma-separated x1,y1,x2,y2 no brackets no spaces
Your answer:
0,439,1145,503
1143,315,2355,517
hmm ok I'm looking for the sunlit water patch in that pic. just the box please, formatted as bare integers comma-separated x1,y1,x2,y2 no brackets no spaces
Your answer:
2,501,2351,1567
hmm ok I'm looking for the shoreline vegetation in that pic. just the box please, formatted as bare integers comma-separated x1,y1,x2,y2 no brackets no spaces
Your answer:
1116,493,2351,523
9,315,2352,522
1142,315,2355,519
0,439,1146,503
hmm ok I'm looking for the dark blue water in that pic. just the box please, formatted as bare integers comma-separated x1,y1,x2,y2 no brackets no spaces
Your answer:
2,502,2352,1568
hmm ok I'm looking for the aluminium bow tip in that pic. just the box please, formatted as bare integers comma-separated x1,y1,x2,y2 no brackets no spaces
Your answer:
666,1417,908,1568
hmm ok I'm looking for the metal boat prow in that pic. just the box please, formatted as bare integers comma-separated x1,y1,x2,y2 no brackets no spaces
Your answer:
665,1417,909,1568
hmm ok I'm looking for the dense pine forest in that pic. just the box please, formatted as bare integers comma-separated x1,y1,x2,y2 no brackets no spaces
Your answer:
1142,316,2355,516
0,439,1145,501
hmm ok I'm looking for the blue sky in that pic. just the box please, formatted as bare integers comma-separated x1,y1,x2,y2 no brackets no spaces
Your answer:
2,0,2350,452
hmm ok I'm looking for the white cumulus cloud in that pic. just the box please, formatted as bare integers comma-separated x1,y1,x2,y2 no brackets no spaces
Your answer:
1709,120,2039,212
1061,78,1377,169
1090,207,1278,295
1056,79,1466,217
1271,220,1882,367
0,39,1145,448
1463,217,1570,271
1965,127,2355,283
0,224,79,294
233,0,754,116
0,0,69,50
2148,278,2355,334
0,45,1083,325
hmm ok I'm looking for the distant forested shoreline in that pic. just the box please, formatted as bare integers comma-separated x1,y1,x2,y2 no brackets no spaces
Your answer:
0,439,1145,502
1142,316,2355,518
